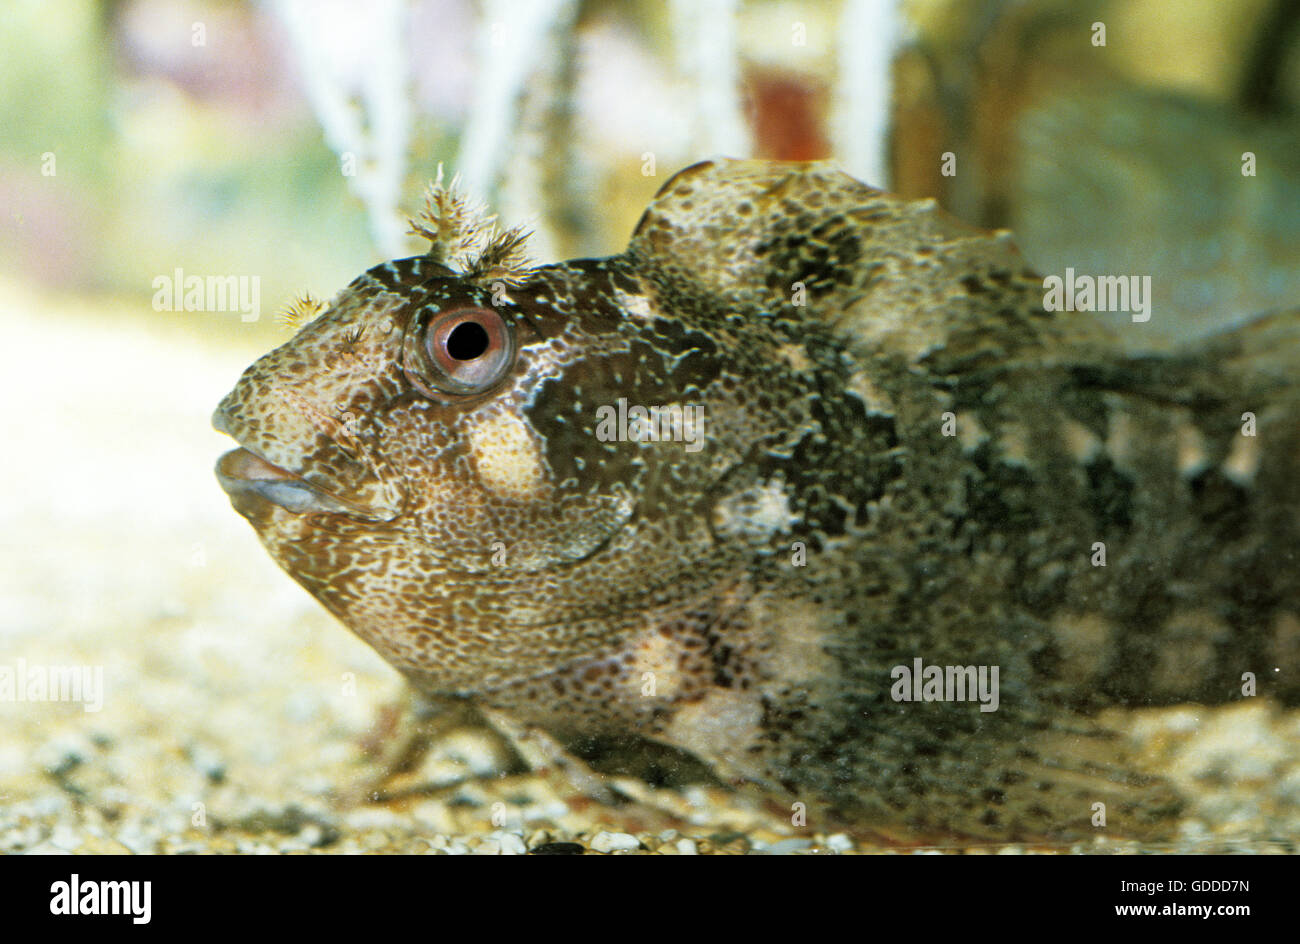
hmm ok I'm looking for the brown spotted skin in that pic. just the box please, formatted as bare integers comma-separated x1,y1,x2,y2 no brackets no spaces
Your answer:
216,159,1300,840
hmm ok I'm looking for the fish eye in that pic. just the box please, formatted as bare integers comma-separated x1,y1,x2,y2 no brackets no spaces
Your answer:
405,305,515,397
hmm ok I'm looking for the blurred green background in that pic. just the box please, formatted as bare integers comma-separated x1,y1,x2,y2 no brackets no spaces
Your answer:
4,0,1298,343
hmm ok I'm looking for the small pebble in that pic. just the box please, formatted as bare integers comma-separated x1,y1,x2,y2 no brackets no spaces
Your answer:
495,832,527,855
590,831,641,853
49,824,83,852
826,833,853,853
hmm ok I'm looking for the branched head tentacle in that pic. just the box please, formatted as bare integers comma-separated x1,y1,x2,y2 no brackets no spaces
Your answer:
407,164,536,287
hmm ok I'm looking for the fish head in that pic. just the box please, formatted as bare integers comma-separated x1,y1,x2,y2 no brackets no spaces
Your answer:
211,244,806,695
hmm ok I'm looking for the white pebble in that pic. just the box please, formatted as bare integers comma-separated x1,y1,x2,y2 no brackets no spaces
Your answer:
590,831,641,853
826,833,853,852
496,832,527,855
49,824,83,852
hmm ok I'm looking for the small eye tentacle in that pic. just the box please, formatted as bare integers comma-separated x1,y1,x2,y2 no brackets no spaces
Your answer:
276,292,327,331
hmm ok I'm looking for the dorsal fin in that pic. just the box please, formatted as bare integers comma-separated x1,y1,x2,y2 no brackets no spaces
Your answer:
626,158,1103,371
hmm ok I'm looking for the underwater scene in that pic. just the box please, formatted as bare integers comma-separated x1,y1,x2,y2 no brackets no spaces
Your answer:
2,0,1299,872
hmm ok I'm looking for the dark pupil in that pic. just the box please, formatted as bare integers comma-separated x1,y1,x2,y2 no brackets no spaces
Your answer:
445,320,490,360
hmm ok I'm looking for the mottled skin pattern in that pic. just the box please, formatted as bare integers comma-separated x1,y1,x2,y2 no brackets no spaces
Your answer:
215,159,1300,840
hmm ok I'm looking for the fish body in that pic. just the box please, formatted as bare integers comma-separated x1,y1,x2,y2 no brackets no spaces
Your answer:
215,159,1300,839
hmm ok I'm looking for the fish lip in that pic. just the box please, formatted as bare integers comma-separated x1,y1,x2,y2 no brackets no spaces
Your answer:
212,409,374,518
214,447,353,516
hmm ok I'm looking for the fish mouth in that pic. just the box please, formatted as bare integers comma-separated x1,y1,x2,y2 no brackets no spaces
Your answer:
214,447,361,515
213,408,366,517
